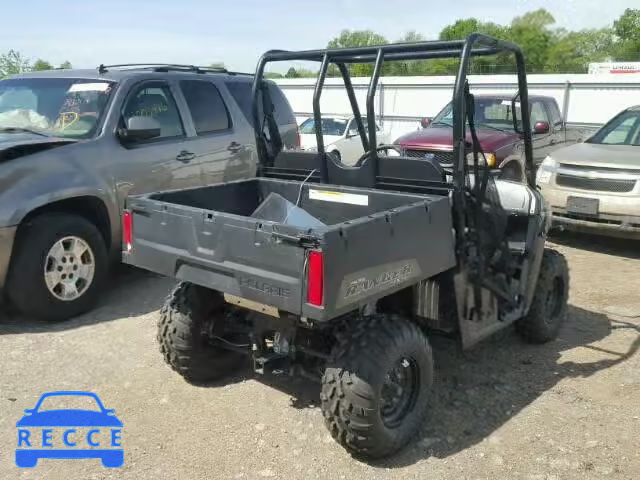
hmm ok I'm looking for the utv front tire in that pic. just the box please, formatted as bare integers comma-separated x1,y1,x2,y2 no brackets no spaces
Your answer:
321,315,434,458
158,282,244,383
517,249,569,343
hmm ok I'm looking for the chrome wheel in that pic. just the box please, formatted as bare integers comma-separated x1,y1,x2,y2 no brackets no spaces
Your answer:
44,236,95,301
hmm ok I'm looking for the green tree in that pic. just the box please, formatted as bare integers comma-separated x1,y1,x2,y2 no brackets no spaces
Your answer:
509,9,556,73
0,50,30,78
545,29,614,72
59,60,72,69
327,30,388,77
389,31,425,76
32,59,54,71
613,8,640,60
438,18,512,74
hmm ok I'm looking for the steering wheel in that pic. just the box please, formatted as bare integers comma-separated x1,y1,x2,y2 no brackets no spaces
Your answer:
354,144,403,167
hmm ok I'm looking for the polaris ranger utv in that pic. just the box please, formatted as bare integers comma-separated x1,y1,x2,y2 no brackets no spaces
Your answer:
122,34,569,459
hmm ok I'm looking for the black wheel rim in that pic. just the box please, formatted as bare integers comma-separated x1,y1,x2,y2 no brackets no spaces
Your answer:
380,356,420,428
544,275,564,324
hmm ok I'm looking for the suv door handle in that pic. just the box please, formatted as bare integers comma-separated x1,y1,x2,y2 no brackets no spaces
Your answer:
176,150,195,163
227,142,242,154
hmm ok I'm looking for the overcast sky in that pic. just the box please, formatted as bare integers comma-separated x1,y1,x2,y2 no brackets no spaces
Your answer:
1,0,634,72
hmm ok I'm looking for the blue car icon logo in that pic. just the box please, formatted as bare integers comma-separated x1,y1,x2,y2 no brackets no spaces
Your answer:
16,391,123,468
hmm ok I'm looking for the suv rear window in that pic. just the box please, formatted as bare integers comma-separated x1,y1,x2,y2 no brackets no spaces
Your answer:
226,81,295,127
180,80,230,134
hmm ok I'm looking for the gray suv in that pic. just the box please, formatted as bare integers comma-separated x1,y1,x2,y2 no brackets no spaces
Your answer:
0,64,298,321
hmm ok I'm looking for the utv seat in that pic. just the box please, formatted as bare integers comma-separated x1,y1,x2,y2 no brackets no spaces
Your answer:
268,150,447,192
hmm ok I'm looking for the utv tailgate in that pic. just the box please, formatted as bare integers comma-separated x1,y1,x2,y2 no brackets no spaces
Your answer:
125,199,309,315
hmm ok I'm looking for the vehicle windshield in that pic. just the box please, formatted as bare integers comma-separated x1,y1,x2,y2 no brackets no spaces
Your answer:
588,110,640,146
0,78,115,139
36,394,102,412
300,117,348,136
432,98,522,132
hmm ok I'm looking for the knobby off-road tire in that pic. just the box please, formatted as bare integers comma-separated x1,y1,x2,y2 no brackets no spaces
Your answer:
158,282,244,383
517,248,569,343
321,314,434,458
7,213,108,321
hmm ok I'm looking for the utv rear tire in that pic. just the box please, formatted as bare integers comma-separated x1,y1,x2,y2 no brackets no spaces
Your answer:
158,282,244,383
321,314,434,458
516,249,569,343
7,213,108,321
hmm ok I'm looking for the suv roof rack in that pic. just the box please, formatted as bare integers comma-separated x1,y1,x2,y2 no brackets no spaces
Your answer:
96,63,251,76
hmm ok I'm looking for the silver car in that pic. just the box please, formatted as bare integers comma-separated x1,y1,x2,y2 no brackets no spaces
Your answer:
537,106,640,239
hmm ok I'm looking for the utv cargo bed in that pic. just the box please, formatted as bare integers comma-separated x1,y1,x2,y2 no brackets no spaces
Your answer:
124,177,456,321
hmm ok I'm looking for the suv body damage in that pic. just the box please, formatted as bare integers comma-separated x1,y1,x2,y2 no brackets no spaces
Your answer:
0,133,76,163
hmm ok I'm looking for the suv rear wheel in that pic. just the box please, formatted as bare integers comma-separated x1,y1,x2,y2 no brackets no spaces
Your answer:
7,213,108,321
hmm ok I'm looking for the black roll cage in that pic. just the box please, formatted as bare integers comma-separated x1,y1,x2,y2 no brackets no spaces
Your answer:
251,33,534,190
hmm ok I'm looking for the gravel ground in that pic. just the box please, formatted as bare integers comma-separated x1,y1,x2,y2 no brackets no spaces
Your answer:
0,233,638,480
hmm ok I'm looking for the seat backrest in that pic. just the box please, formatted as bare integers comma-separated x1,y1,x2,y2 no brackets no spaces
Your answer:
268,150,448,192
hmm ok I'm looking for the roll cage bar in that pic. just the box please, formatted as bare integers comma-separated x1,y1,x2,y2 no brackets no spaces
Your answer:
251,33,534,190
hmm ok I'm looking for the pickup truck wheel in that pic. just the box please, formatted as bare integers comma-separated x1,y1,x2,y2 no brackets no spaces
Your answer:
7,213,107,321
321,314,433,458
516,249,569,343
158,282,244,383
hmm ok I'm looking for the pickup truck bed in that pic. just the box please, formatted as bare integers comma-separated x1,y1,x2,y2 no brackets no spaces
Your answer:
124,177,456,321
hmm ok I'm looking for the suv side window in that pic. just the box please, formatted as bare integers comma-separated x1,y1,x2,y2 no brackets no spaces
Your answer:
267,83,296,126
123,83,184,141
530,101,550,125
348,118,381,134
226,82,257,126
547,101,563,127
180,80,230,134
226,81,295,127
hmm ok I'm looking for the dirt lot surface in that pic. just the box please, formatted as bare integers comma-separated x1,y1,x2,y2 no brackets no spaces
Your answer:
1,233,639,480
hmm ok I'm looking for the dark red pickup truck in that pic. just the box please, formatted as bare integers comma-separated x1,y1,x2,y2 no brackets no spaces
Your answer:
394,94,586,181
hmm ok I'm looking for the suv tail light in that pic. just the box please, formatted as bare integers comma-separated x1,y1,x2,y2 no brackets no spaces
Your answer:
122,210,133,253
295,126,301,149
306,250,324,307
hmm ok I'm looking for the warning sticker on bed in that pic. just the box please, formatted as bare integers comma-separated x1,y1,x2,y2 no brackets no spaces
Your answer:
309,189,369,206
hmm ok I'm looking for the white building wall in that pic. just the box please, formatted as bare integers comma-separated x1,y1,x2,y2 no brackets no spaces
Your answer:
276,74,640,141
